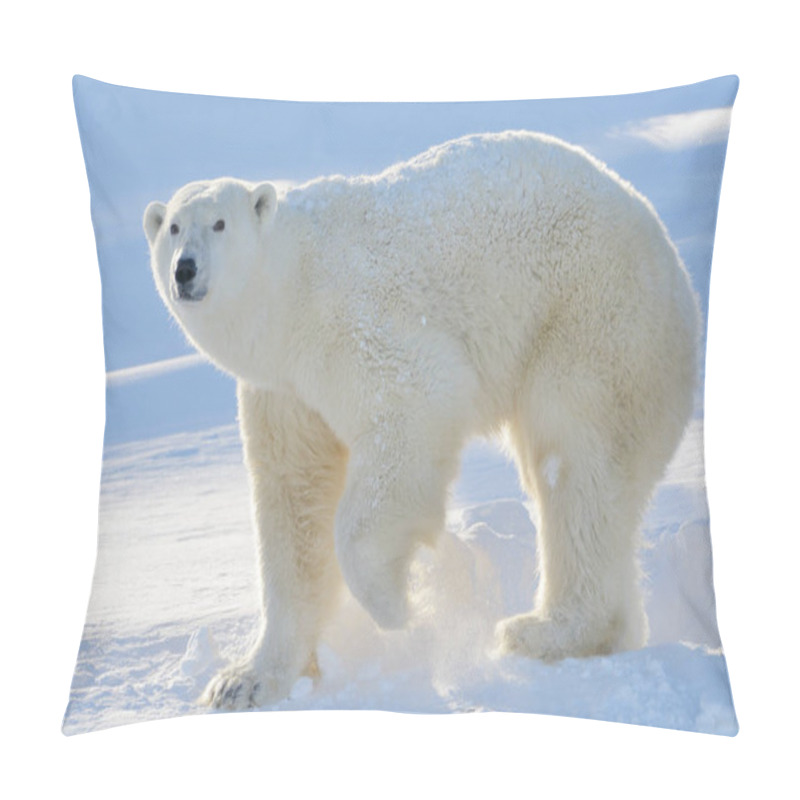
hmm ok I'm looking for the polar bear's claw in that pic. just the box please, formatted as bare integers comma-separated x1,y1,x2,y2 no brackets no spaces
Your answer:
202,665,285,710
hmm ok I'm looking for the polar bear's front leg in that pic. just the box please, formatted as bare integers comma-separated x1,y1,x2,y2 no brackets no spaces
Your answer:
333,419,461,630
202,385,347,710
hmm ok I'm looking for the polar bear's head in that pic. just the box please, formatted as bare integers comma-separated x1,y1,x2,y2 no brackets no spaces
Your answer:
144,178,278,318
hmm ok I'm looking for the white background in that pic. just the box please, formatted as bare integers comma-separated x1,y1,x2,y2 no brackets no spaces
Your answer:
2,1,797,796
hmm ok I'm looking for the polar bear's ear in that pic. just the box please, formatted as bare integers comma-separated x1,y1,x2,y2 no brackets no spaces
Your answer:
144,201,167,246
252,182,278,225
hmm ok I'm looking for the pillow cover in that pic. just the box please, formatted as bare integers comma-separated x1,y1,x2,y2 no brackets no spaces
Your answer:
64,75,739,735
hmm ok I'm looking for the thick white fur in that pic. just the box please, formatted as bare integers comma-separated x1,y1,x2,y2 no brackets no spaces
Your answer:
144,131,698,710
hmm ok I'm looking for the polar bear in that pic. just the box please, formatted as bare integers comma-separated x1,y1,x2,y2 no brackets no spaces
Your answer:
144,131,698,710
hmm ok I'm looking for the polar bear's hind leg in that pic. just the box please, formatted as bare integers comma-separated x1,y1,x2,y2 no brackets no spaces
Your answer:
497,365,654,661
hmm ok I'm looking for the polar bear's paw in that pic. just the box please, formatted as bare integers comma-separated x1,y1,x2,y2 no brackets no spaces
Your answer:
354,577,410,631
200,663,292,711
336,531,411,631
496,611,615,663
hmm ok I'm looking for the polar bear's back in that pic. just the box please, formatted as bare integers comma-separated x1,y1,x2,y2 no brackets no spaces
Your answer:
288,131,681,305
290,130,633,225
286,131,698,435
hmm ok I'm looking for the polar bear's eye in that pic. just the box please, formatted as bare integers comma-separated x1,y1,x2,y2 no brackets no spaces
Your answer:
213,219,225,232
170,223,179,235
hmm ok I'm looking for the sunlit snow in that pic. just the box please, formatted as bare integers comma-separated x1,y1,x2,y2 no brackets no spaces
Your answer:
64,415,736,735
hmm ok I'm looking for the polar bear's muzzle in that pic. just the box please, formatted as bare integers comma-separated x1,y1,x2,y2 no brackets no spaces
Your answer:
172,256,207,302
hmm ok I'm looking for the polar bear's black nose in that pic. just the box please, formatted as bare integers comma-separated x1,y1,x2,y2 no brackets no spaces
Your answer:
175,257,197,285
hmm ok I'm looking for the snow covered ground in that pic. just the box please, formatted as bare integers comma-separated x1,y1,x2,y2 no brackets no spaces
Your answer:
63,397,737,736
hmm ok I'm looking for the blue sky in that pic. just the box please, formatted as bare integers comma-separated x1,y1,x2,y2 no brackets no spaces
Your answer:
73,75,738,443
